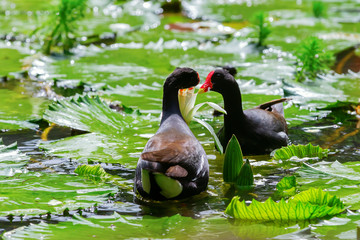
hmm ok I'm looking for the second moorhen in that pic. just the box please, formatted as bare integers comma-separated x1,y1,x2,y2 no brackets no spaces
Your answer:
200,68,289,155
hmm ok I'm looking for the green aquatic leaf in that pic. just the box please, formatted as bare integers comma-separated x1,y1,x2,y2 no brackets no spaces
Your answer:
298,161,360,210
75,164,129,189
312,1,327,18
223,135,243,183
0,171,118,217
43,94,137,137
236,159,254,188
225,188,344,221
1,212,302,240
193,117,224,155
277,176,296,190
0,88,48,130
295,36,334,81
74,164,110,182
39,133,139,168
272,143,329,161
276,175,296,196
0,139,29,176
252,11,271,47
291,188,344,209
0,48,27,77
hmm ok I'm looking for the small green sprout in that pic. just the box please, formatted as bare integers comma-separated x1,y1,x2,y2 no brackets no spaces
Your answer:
312,1,326,18
33,0,87,54
252,11,271,47
295,36,334,81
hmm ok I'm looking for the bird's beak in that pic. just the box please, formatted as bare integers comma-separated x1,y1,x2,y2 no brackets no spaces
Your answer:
198,70,214,94
197,88,205,94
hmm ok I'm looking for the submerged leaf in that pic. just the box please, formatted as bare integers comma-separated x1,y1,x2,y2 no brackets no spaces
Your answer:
272,143,329,161
223,135,243,183
225,188,344,221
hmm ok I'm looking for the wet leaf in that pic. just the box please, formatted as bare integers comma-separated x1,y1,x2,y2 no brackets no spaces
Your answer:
298,161,360,210
43,94,137,137
276,175,297,197
0,89,47,130
272,143,329,161
223,135,243,183
0,172,118,217
225,188,344,221
0,139,29,176
39,133,138,168
236,159,254,188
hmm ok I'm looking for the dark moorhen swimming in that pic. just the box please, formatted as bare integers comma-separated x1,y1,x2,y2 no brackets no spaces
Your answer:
134,67,209,201
200,68,289,155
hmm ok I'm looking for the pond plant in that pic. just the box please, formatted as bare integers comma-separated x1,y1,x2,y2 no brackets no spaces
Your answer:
251,11,271,47
33,0,87,54
1,0,360,238
313,1,327,18
200,69,289,154
295,36,334,81
225,188,344,221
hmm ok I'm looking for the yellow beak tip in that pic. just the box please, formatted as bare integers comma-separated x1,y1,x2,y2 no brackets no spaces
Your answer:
197,88,205,94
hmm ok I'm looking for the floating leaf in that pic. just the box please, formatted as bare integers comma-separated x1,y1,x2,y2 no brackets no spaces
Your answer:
223,135,243,183
277,176,296,191
74,164,129,189
0,212,304,240
0,139,29,176
272,143,329,161
225,188,344,221
39,133,139,168
0,172,118,217
0,88,47,130
43,94,137,137
236,159,254,188
74,164,110,182
276,176,296,196
298,161,360,210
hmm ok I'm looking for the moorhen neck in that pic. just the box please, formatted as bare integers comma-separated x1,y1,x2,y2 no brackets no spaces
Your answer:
134,67,209,201
200,68,289,155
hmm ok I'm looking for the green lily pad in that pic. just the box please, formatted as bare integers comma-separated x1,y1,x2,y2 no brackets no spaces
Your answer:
2,213,303,240
298,161,360,210
0,171,118,217
0,88,48,130
0,48,27,77
0,139,28,176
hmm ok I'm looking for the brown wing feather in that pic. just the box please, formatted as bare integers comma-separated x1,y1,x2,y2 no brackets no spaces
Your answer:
256,98,290,110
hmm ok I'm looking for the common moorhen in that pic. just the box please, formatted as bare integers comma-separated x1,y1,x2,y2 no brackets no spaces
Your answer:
134,67,209,201
200,68,289,155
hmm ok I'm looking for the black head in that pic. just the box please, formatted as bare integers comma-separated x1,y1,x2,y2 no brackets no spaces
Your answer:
200,68,237,94
164,67,200,90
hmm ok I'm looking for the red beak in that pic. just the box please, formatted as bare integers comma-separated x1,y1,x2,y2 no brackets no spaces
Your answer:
199,70,214,93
